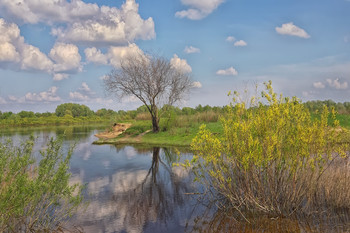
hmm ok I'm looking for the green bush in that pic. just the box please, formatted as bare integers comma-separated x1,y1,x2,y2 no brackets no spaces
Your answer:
186,81,350,218
0,137,84,232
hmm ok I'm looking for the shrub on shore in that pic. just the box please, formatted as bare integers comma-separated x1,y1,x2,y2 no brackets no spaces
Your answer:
0,137,84,232
187,81,350,218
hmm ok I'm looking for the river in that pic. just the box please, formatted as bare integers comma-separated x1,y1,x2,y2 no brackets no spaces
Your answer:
1,125,349,233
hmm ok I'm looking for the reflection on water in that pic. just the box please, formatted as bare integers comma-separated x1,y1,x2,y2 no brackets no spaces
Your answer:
2,126,350,233
189,206,350,233
69,145,196,233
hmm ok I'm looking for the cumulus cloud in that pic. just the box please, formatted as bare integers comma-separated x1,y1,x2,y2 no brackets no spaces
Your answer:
69,82,96,101
234,40,247,47
326,78,348,90
21,44,53,71
0,18,82,80
175,0,225,20
49,42,82,73
184,46,200,54
0,0,155,46
69,91,90,101
80,82,92,93
275,22,310,39
84,47,108,65
170,54,192,73
53,0,154,46
226,36,235,42
226,36,247,47
24,86,61,103
0,18,53,72
0,0,99,24
85,43,143,68
0,42,20,62
192,81,202,88
313,81,325,89
216,67,238,76
108,44,143,68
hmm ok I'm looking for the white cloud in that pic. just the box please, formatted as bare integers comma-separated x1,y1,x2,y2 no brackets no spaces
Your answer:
69,82,95,101
192,81,202,88
0,18,53,72
53,73,69,81
21,44,53,71
99,75,108,80
313,82,325,89
80,82,91,93
0,42,20,62
85,43,143,68
49,0,155,46
170,54,192,73
108,44,144,68
326,78,348,90
0,0,99,24
226,36,236,42
234,40,247,47
275,22,310,39
175,0,225,20
49,42,81,73
0,0,155,46
69,91,90,101
84,47,108,65
216,66,238,76
8,95,17,101
184,46,200,54
24,86,61,102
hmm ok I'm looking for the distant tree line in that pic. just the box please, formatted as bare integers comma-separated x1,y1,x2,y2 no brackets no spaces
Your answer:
304,100,350,114
2,100,349,127
0,103,227,127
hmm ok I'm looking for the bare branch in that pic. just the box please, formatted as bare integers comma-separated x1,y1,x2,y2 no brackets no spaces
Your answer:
104,53,192,132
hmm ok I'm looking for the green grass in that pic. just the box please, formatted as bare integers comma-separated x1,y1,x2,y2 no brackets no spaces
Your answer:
141,121,222,146
311,113,350,129
336,114,350,129
94,120,223,147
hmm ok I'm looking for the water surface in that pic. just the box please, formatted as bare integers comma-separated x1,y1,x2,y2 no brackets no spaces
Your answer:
2,125,349,233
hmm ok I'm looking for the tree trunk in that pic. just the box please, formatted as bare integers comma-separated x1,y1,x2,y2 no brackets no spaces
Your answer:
151,105,160,133
151,114,160,133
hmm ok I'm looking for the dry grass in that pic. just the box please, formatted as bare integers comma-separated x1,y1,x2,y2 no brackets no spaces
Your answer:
207,154,350,219
172,111,220,128
135,112,152,121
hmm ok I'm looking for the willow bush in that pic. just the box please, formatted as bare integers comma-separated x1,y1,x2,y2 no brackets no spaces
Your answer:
187,81,350,218
0,137,84,232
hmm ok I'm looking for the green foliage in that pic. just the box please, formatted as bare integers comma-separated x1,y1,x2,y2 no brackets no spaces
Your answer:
305,99,350,114
55,103,94,117
0,137,84,232
124,120,152,136
187,81,350,217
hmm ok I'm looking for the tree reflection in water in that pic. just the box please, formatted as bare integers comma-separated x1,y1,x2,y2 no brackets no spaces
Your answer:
73,146,194,233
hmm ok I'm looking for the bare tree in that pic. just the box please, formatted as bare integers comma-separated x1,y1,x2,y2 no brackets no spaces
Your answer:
104,53,192,133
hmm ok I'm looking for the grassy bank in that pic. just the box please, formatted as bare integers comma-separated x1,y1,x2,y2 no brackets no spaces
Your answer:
93,112,350,147
93,119,223,147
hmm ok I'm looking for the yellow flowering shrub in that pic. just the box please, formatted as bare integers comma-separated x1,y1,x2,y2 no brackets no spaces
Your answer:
188,81,350,217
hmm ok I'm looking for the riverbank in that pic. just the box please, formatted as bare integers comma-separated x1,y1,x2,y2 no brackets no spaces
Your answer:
93,121,223,147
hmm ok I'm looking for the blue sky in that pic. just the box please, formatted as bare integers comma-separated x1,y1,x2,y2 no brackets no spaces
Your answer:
0,0,349,113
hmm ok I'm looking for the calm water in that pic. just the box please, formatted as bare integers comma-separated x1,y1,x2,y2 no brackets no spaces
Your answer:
0,125,203,233
1,125,350,233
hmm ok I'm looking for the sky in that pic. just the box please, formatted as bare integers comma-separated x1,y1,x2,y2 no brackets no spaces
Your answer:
0,0,349,113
